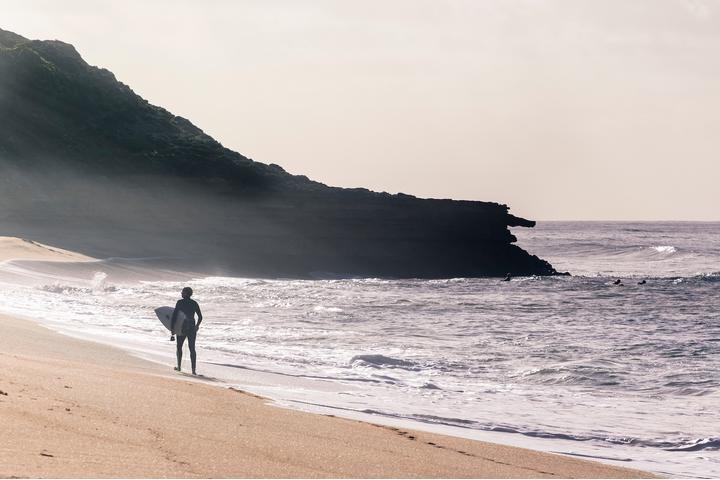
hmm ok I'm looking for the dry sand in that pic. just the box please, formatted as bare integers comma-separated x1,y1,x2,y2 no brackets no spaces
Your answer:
0,313,656,478
0,237,94,263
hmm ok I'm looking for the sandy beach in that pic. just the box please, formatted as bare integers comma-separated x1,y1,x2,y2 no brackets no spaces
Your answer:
0,311,656,478
0,236,656,478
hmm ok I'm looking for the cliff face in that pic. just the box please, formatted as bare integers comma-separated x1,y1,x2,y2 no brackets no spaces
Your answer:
0,28,557,278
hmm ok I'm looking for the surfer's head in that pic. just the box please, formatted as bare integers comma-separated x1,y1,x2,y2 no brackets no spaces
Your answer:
181,287,193,299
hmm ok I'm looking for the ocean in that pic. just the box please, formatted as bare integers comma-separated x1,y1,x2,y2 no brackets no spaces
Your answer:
0,221,718,478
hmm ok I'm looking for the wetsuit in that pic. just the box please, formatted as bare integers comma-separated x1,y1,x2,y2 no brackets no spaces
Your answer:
171,298,202,373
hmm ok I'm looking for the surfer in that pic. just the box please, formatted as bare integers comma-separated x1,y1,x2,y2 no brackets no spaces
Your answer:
613,279,623,286
503,273,512,282
170,287,203,375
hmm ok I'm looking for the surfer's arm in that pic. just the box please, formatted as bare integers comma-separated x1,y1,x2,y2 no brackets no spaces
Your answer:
195,303,203,329
170,300,181,331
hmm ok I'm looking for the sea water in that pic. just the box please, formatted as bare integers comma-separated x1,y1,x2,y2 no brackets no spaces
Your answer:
0,222,718,478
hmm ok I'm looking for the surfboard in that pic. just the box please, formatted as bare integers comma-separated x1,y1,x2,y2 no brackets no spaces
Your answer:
155,306,187,335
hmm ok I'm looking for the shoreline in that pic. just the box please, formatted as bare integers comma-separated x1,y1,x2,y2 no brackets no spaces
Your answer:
0,313,656,478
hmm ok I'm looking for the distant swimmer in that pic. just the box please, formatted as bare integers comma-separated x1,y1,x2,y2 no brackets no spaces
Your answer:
613,279,623,286
638,279,647,285
170,287,203,375
503,273,512,282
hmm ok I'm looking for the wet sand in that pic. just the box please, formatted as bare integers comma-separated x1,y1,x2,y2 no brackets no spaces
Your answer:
0,312,656,478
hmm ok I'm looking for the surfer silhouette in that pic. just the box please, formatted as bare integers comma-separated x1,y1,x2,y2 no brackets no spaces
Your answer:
170,287,203,375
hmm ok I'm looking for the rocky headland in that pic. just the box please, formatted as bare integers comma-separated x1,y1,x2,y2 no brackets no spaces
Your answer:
0,28,558,278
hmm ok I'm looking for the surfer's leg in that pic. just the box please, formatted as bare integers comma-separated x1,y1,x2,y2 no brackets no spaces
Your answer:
175,335,186,371
188,331,197,375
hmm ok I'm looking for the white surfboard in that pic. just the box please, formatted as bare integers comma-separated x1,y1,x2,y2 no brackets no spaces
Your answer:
155,306,187,335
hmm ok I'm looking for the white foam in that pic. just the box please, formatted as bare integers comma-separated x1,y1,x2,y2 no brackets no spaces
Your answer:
313,305,343,313
651,245,678,254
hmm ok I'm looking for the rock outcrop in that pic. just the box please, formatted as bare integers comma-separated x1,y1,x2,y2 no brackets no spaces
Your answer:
0,28,557,277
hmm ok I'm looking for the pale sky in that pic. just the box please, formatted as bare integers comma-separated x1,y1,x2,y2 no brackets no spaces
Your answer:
3,0,719,220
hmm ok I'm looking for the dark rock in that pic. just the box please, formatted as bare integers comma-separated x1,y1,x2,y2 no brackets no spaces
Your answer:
0,28,559,278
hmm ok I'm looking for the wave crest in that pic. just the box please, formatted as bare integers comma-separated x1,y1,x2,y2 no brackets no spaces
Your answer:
350,354,417,369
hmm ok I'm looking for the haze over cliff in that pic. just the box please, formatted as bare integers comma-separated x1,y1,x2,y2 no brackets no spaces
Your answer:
0,28,557,278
